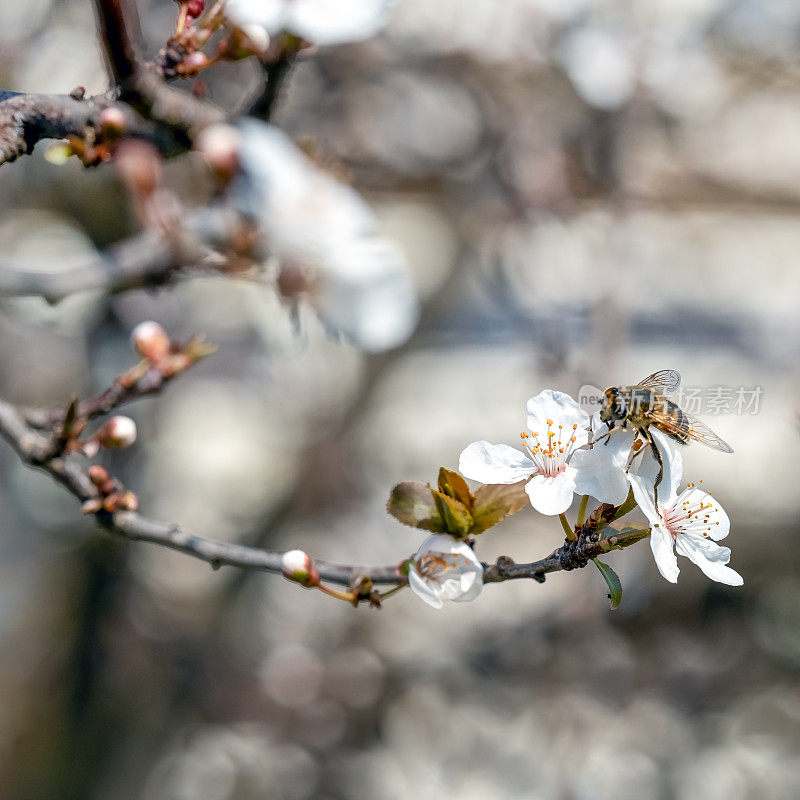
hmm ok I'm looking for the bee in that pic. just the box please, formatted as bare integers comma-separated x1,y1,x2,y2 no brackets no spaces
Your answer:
597,370,733,504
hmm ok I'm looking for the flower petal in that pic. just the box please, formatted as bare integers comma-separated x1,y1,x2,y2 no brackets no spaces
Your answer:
408,535,484,609
458,441,535,485
452,571,483,603
649,525,679,583
627,471,662,528
571,434,631,505
316,237,419,352
673,487,730,541
526,390,589,440
290,0,390,44
630,428,682,507
675,534,743,586
524,469,577,515
408,569,443,609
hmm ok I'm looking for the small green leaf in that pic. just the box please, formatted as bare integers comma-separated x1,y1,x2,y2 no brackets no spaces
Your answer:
437,467,474,510
432,490,473,538
592,558,622,609
387,482,446,532
601,522,651,551
471,481,530,533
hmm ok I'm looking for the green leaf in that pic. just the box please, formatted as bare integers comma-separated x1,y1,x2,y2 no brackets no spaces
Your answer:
437,467,474,510
601,522,651,551
432,490,473,538
592,558,622,609
471,481,530,533
386,482,446,532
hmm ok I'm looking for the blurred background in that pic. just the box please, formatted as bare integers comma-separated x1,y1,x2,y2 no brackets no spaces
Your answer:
1,0,800,798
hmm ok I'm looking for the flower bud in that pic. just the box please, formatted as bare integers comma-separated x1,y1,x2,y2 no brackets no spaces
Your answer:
186,0,205,18
99,107,127,138
116,490,139,511
177,51,210,77
196,124,240,183
219,24,270,60
239,24,270,56
88,465,111,486
281,549,319,587
114,139,162,198
81,498,103,515
96,416,137,449
131,320,171,363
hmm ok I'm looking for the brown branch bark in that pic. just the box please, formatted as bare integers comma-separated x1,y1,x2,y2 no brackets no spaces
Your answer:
93,0,225,139
0,206,241,302
0,92,112,165
0,0,225,167
93,0,139,86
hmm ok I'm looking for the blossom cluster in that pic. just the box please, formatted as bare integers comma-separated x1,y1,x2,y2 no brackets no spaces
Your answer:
403,389,742,610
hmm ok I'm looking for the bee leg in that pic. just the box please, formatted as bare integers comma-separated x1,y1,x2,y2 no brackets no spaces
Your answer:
647,433,664,509
590,422,615,447
624,438,647,471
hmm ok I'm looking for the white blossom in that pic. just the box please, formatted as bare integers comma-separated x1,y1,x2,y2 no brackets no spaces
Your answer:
628,456,743,586
224,0,391,46
408,534,483,609
559,27,636,110
458,390,589,515
234,119,419,351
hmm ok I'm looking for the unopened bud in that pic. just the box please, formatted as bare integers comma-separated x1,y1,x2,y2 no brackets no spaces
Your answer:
81,498,103,515
177,51,210,77
131,320,170,363
114,139,162,198
116,490,139,511
239,24,270,56
196,124,240,183
281,549,319,587
88,465,111,487
96,416,137,449
220,24,270,60
99,107,127,137
186,0,205,18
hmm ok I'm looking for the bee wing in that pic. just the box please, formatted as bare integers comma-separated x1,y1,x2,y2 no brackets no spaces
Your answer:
646,408,734,453
636,369,681,394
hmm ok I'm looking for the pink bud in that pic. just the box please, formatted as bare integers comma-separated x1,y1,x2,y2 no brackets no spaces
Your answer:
99,107,127,136
178,51,209,77
114,139,162,197
131,321,171,363
96,416,137,449
88,465,111,486
281,549,319,587
196,124,240,182
186,0,205,18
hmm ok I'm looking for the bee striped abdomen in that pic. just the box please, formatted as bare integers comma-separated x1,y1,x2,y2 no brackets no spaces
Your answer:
669,405,692,443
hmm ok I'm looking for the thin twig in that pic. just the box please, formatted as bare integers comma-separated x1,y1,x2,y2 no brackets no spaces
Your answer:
0,206,241,302
93,0,138,86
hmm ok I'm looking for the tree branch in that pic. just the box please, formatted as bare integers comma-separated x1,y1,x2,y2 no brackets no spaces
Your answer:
0,206,241,302
0,393,630,595
0,92,112,165
93,0,138,86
